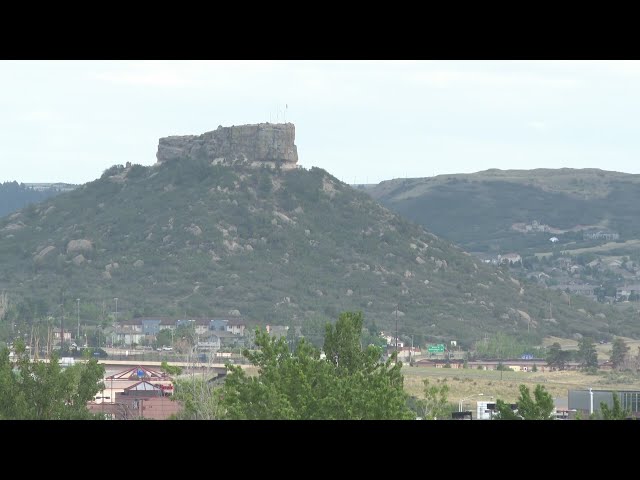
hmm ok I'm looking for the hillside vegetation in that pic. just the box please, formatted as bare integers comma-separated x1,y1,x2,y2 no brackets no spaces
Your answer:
0,181,67,218
366,168,640,254
1,161,636,346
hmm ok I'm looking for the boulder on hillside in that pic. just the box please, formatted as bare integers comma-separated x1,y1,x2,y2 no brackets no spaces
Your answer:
67,239,93,255
34,246,56,262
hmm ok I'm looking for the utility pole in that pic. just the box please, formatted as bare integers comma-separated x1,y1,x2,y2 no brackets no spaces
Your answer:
410,335,414,364
114,297,118,349
61,300,65,353
76,298,80,342
395,304,399,362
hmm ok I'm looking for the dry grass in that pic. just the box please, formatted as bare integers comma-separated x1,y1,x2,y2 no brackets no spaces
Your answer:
542,335,640,361
402,365,640,405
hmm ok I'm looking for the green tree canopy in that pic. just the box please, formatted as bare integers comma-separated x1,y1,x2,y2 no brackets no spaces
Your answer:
577,337,598,371
494,384,555,420
600,392,630,420
160,361,183,376
0,340,105,419
418,378,450,420
171,376,224,419
220,311,414,419
610,338,629,369
155,329,172,348
546,342,570,370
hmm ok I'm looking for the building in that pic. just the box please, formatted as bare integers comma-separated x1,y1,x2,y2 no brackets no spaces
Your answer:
113,319,145,346
568,389,640,418
395,347,422,361
226,318,246,336
414,358,465,368
52,328,72,342
583,231,620,241
209,319,229,331
196,330,241,350
88,381,182,420
266,325,289,338
139,317,166,335
498,253,522,264
88,365,180,419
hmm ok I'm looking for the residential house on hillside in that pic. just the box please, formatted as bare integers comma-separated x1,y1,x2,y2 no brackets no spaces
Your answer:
193,319,210,334
52,328,72,342
554,284,597,299
116,317,248,347
226,318,246,336
113,319,145,345
395,346,421,361
499,253,522,264
380,332,404,348
266,325,289,339
197,329,243,350
583,231,620,241
617,284,640,301
136,317,169,335
197,331,221,351
175,319,195,329
209,319,228,331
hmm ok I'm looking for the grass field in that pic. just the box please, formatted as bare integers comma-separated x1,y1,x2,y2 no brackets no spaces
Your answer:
402,365,640,407
541,335,640,360
535,239,640,258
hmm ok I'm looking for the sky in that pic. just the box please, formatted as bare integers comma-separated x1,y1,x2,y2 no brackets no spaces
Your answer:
2,60,640,185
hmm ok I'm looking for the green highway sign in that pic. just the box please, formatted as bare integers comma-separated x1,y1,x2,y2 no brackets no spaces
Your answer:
428,344,445,353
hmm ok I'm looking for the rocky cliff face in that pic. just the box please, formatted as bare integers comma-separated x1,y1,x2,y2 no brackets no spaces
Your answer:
156,123,298,169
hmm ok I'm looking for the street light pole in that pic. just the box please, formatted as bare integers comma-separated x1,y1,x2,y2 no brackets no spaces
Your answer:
114,297,118,349
395,304,399,361
459,393,484,412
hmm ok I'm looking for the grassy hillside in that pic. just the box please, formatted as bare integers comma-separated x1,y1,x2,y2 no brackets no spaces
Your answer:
366,168,640,253
1,161,636,346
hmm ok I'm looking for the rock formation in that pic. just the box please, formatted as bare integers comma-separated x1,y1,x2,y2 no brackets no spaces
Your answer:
156,123,298,169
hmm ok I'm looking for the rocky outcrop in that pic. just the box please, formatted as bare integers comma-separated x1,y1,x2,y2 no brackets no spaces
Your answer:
67,239,93,255
34,246,56,262
156,123,298,169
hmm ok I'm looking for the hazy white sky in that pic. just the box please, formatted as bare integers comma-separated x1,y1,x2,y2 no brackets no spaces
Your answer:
2,60,640,184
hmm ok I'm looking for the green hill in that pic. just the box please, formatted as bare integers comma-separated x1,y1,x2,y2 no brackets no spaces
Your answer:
0,181,70,218
365,168,640,254
1,157,637,347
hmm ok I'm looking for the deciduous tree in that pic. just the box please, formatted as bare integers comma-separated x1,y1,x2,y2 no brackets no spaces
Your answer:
220,311,414,419
419,378,450,420
0,340,105,419
494,384,555,420
600,392,630,420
